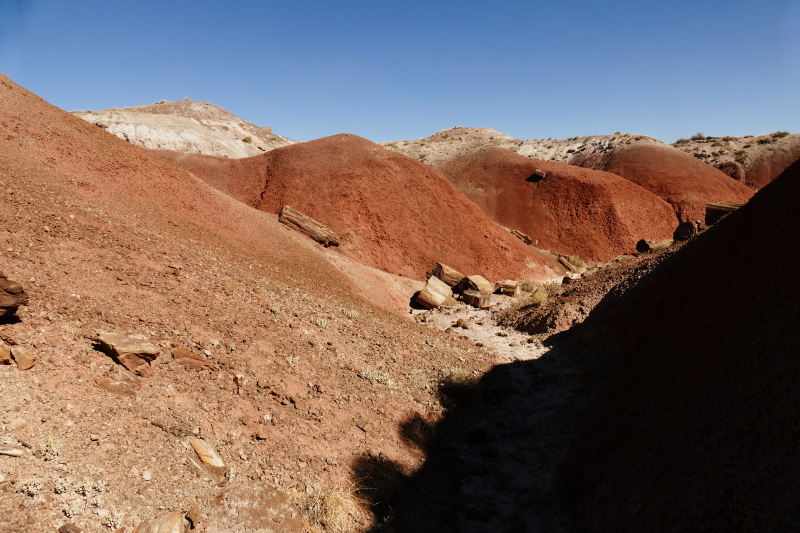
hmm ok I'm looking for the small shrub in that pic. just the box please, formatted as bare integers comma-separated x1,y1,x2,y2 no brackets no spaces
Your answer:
772,131,789,139
287,354,299,368
37,436,62,461
315,317,329,329
101,508,123,529
270,306,280,315
75,479,93,496
519,280,536,293
568,255,586,269
757,137,773,145
225,467,237,480
723,136,736,142
441,295,457,306
18,479,42,496
63,501,80,518
242,136,253,144
691,132,705,140
54,478,71,494
292,482,365,533
343,309,359,320
526,288,548,306
674,138,689,145
359,368,392,385
614,130,621,135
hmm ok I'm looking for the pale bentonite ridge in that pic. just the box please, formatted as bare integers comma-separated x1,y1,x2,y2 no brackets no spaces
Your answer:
72,100,296,158
383,127,799,190
381,127,664,177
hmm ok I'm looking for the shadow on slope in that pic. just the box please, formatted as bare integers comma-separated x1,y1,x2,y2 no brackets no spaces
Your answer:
350,330,596,533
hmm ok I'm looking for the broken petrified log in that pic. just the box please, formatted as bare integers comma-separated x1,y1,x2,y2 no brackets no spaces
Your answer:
456,275,494,295
673,221,698,242
463,290,491,309
706,201,742,225
425,262,465,287
278,205,339,247
510,229,533,245
635,239,673,253
95,332,160,377
416,276,453,309
499,280,522,297
557,256,580,273
0,272,28,318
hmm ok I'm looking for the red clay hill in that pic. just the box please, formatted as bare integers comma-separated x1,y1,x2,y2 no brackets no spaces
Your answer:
152,138,563,282
555,157,800,531
578,143,754,222
438,148,678,261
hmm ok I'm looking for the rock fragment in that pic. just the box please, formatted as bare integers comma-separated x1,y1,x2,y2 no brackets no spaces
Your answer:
189,438,225,467
0,271,28,318
172,348,210,371
10,346,34,370
673,221,698,241
0,344,11,365
0,444,25,457
132,510,184,533
58,523,83,533
96,332,160,377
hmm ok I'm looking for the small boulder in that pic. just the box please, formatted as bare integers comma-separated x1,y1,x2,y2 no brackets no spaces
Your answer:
673,221,698,242
131,510,184,533
96,332,160,377
0,344,11,365
10,346,34,370
0,272,28,318
636,238,673,253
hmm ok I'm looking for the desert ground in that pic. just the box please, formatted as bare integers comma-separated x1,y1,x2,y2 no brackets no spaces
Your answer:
2,74,799,533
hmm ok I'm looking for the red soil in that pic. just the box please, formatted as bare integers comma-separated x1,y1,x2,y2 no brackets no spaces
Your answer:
579,143,754,222
556,157,800,531
152,138,563,282
438,148,678,261
0,73,425,314
745,136,800,189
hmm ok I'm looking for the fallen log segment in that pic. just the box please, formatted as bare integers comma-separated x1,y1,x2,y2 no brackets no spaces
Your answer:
635,239,673,254
456,275,494,295
500,280,522,297
463,290,491,309
278,205,340,247
425,262,465,287
706,201,743,225
0,271,28,318
510,229,533,245
416,276,452,309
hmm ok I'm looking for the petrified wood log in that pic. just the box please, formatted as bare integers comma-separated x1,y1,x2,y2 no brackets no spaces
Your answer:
425,262,465,287
278,206,339,247
462,290,491,309
416,276,452,309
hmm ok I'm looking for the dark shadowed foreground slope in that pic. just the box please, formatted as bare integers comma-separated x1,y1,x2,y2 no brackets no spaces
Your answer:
555,158,800,531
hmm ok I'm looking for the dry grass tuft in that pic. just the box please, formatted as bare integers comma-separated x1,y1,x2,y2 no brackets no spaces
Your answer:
439,367,481,405
293,481,367,533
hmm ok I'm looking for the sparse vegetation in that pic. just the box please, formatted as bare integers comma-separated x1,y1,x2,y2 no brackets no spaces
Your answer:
674,138,689,145
242,136,253,144
734,150,748,164
315,317,329,329
287,354,299,368
441,295,457,306
772,131,789,139
359,368,392,385
292,481,366,533
63,501,80,518
101,508,124,529
691,132,705,140
54,478,71,494
439,367,481,405
519,280,536,293
615,131,621,135
270,306,280,314
344,308,359,320
37,436,62,461
757,137,773,145
17,479,42,497
568,255,586,269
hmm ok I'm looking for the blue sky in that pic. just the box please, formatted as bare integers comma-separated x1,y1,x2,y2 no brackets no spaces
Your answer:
1,0,798,142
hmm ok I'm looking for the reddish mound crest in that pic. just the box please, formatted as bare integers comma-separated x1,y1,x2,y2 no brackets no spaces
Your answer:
441,148,677,261
153,136,562,281
556,158,800,531
579,143,754,222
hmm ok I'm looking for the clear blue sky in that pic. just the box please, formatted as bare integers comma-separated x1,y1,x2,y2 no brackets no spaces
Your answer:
1,0,798,143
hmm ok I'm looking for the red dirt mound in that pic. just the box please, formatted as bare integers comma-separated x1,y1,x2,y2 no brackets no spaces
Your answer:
438,148,678,261
555,157,800,531
744,136,800,189
152,139,563,282
578,143,754,222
